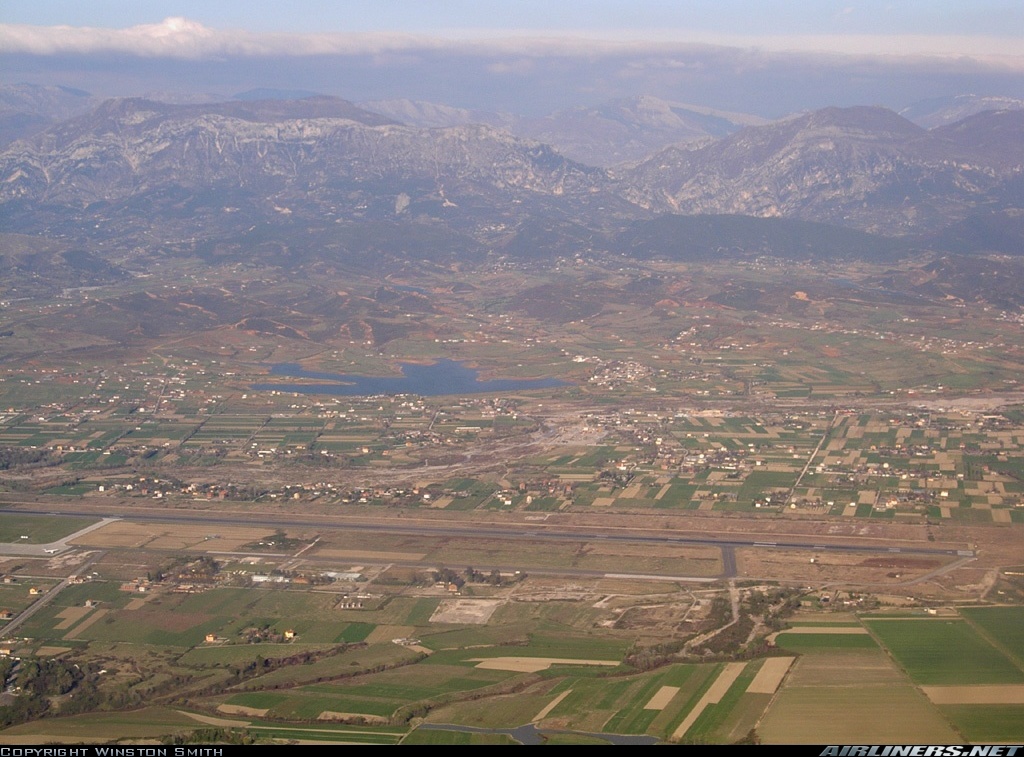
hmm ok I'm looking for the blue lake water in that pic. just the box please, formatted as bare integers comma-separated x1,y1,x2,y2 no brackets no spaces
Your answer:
253,358,568,397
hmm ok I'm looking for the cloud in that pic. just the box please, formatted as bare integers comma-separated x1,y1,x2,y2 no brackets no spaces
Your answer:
486,59,536,75
1,16,1022,69
2,17,1021,119
0,17,443,59
0,17,218,59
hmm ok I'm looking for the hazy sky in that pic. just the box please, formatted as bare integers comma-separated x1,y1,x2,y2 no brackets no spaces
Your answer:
2,2,1022,116
3,1,1023,41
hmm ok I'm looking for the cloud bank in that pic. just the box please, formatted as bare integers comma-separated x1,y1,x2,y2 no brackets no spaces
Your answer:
2,18,1022,118
2,17,1022,65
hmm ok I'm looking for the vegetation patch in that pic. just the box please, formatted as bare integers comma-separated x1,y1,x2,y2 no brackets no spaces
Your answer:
940,704,1024,743
864,619,1024,686
0,514,97,543
959,606,1024,662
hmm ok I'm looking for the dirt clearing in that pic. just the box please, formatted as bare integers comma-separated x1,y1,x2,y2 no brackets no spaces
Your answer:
318,711,389,723
470,657,619,673
217,704,268,717
430,599,501,624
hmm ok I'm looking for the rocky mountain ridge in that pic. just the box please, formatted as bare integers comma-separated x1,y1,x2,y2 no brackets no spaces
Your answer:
1,96,1021,249
620,106,1024,234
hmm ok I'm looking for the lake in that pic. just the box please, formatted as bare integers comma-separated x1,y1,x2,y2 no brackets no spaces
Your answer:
253,358,569,397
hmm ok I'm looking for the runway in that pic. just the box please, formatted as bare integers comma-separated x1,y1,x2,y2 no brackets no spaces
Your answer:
2,506,974,562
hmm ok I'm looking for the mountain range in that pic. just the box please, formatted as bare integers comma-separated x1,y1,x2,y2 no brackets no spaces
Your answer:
1,92,1022,290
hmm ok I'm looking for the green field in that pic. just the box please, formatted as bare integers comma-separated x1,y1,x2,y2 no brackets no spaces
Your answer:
227,662,516,721
423,632,629,667
602,665,702,735
0,513,97,543
940,705,1024,743
177,643,338,667
231,643,422,690
420,661,727,739
683,662,764,744
958,606,1024,662
402,729,519,745
0,707,205,740
865,619,1024,685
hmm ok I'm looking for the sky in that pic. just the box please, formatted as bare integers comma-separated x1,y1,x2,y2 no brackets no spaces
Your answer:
3,1,1023,42
1,1,1022,117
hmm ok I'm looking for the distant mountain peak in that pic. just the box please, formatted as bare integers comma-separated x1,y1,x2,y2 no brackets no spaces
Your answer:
900,94,1024,129
233,88,323,101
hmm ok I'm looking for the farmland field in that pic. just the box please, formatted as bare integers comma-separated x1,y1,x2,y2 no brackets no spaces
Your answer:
864,619,1024,685
939,705,1024,743
773,632,878,651
761,685,960,744
958,606,1024,662
0,707,205,742
759,647,960,744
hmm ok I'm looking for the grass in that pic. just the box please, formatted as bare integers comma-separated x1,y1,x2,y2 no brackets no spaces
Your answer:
249,664,516,720
42,483,94,496
268,620,353,644
271,694,397,721
652,483,698,509
43,580,132,608
864,619,1024,685
234,643,421,690
958,606,1024,663
337,622,376,643
940,705,1024,742
12,604,70,640
659,663,725,740
602,664,700,735
226,691,288,710
176,588,264,615
425,632,628,665
683,662,759,743
406,598,441,626
178,643,337,667
248,724,404,744
541,732,621,745
74,602,230,647
540,676,641,732
418,623,531,651
403,729,518,745
0,513,97,543
0,707,202,739
423,681,561,729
